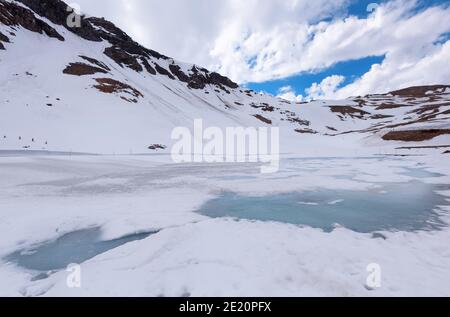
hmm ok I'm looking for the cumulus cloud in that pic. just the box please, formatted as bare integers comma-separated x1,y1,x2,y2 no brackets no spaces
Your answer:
66,0,450,97
305,75,346,100
277,86,304,102
333,35,450,98
65,0,350,80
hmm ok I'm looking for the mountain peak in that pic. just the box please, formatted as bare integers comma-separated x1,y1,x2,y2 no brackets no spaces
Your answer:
1,0,239,91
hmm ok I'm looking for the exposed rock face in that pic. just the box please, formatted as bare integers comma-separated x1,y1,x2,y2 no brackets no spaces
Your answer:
79,56,110,71
63,63,108,76
295,128,318,134
330,106,371,119
169,64,191,83
148,144,167,150
186,66,239,90
154,63,175,79
15,0,99,41
104,46,144,72
0,30,6,49
165,64,239,90
141,58,156,75
382,129,450,142
0,30,9,42
253,114,272,125
63,56,111,76
93,78,143,101
209,72,239,89
390,85,450,98
0,0,64,41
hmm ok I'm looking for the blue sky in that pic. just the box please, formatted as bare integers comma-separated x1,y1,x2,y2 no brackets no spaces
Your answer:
245,56,385,97
245,0,450,98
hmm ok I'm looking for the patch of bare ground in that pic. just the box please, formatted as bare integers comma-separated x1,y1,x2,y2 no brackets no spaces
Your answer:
250,103,276,112
374,103,411,110
382,129,450,142
352,98,367,106
408,105,441,117
0,31,8,42
370,114,394,120
94,78,143,101
253,115,272,125
63,63,108,76
79,55,110,71
368,109,450,132
148,144,167,150
443,150,450,154
295,128,318,134
390,85,450,98
396,145,450,150
0,30,8,49
330,106,370,119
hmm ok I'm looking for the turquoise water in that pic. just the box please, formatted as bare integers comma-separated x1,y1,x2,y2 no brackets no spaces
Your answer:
5,228,157,273
197,181,449,233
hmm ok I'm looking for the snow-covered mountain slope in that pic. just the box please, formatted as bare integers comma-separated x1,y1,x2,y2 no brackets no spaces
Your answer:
1,0,450,154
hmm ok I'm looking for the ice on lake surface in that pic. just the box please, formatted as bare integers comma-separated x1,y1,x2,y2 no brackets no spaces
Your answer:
4,228,157,273
2,155,449,291
197,179,449,233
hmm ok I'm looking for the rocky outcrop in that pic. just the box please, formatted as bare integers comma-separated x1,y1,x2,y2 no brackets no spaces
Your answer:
382,129,450,142
104,46,143,72
0,31,7,41
165,65,239,90
148,144,167,150
0,0,64,41
15,0,99,41
390,85,450,98
141,58,156,75
0,30,7,49
154,63,175,79
79,56,110,71
186,66,238,90
169,64,191,83
63,63,108,76
253,114,272,125
93,78,143,102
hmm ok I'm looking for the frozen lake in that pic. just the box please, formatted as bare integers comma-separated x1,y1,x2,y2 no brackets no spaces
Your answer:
1,154,450,296
197,180,449,233
4,228,157,275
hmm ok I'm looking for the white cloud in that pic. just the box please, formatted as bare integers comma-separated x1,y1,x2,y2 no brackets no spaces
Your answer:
333,37,450,98
277,86,304,102
305,75,346,100
66,0,450,96
65,0,350,80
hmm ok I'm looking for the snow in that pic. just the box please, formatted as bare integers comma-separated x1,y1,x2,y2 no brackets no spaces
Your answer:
0,153,449,297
